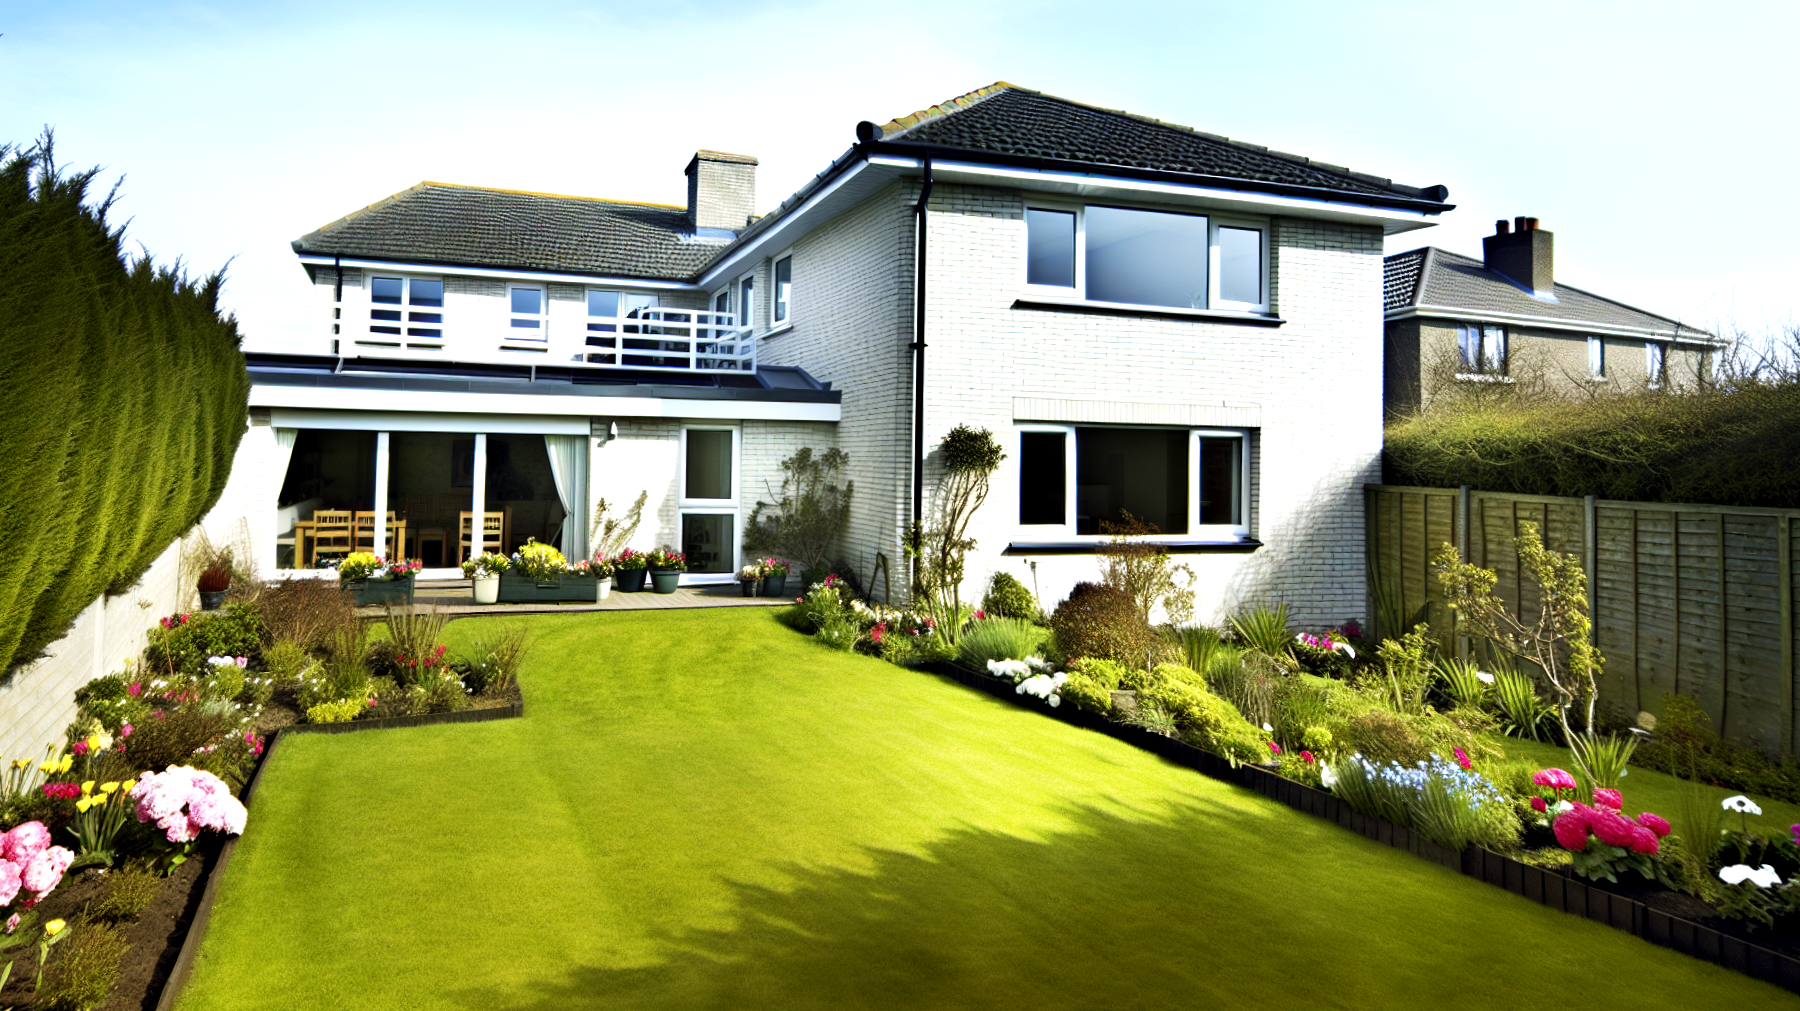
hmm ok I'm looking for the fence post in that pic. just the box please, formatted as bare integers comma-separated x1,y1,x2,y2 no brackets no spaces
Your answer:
1781,516,1794,756
1585,495,1599,649
1457,486,1471,662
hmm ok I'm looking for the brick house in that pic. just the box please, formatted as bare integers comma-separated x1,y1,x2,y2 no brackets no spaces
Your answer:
207,83,1454,624
1383,218,1719,416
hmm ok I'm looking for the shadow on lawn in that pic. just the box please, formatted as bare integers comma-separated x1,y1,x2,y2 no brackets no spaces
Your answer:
458,797,1482,1011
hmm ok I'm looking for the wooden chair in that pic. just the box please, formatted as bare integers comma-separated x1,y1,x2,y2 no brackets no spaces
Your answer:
458,509,510,562
354,511,408,559
309,510,355,568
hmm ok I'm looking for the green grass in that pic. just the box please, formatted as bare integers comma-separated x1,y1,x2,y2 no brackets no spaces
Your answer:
179,609,1800,1009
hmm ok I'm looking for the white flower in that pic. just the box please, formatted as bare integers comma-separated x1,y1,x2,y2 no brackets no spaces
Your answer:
1047,694,1061,708
1334,642,1357,659
1475,671,1495,685
987,658,1032,681
1720,864,1783,888
1319,764,1338,789
1261,723,1273,733
1551,800,1574,815
1722,795,1764,816
1619,768,1628,777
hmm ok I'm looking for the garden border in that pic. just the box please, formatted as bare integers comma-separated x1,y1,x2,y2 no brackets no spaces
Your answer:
923,661,1800,995
150,699,527,1010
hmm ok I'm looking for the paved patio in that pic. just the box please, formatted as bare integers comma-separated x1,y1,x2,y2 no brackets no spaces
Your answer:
359,579,789,617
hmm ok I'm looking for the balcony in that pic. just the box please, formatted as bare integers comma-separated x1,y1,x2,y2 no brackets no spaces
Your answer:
344,308,755,375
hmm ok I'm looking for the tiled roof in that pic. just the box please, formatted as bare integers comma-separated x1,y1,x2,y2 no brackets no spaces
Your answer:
292,182,723,281
877,84,1447,205
1385,247,1712,339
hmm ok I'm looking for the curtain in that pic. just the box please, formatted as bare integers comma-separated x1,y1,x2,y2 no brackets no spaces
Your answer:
544,435,588,562
272,429,298,495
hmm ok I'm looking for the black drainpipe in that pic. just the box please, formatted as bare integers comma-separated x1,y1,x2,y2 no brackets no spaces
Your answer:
910,151,933,535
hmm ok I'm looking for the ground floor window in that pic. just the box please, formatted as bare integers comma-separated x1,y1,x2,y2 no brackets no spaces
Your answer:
679,426,739,576
1015,424,1250,539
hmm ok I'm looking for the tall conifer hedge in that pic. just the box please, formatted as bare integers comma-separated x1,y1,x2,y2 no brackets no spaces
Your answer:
0,142,249,678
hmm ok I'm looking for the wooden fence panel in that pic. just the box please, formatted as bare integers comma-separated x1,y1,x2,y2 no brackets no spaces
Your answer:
1367,486,1800,758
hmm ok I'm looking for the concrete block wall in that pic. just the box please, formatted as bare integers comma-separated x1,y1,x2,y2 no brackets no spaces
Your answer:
0,537,185,762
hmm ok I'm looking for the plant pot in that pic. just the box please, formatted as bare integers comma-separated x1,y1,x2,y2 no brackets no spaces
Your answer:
497,571,600,602
472,574,499,605
198,589,228,611
597,577,612,601
343,575,416,607
761,573,787,598
615,568,647,593
649,569,681,594
739,580,757,597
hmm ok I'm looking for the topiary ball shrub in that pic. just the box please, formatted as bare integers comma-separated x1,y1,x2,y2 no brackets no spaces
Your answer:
1050,582,1173,668
981,572,1042,622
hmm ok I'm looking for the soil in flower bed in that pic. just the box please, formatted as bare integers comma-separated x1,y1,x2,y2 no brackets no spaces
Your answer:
0,838,218,1010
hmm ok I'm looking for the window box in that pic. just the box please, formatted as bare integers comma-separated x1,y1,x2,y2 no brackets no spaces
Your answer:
343,575,416,607
496,571,600,603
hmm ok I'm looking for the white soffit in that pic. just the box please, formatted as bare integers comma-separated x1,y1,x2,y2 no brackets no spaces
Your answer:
252,385,840,424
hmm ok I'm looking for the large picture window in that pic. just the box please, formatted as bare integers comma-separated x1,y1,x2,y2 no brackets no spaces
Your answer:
1016,425,1250,539
1023,204,1269,313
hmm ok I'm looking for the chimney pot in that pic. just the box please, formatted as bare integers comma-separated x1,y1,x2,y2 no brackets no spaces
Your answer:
1525,217,1540,231
1514,215,1528,233
1495,219,1510,235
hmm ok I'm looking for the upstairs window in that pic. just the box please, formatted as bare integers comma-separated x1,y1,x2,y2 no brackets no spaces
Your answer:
1588,336,1606,378
585,290,658,336
1457,323,1506,373
1016,425,1250,538
368,276,444,340
773,255,792,325
508,285,546,340
1023,204,1269,312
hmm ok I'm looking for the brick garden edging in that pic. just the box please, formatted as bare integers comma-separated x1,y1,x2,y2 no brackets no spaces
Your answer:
151,699,526,1010
923,661,1800,995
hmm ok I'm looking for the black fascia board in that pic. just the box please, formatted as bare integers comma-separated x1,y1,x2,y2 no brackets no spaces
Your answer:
858,139,1455,215
246,361,840,405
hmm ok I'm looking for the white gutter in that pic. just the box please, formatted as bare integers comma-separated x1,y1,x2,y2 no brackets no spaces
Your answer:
294,254,705,292
1388,304,1720,345
250,384,841,423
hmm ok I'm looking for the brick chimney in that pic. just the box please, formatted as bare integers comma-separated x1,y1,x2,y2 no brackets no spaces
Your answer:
1482,216,1554,296
685,150,758,232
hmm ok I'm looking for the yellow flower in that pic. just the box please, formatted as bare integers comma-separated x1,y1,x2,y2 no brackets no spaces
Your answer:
80,780,95,795
75,798,94,813
37,761,53,774
99,781,119,794
85,735,101,753
13,758,27,771
45,920,66,936
57,755,73,774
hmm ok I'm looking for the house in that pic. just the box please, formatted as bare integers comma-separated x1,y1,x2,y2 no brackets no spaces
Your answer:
205,82,1455,625
1383,218,1719,415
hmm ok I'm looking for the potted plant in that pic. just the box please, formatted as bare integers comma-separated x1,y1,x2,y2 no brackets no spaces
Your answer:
337,552,419,606
496,539,599,603
613,548,649,593
647,548,686,594
759,557,790,598
461,552,511,605
590,556,616,600
737,562,764,598
196,560,232,611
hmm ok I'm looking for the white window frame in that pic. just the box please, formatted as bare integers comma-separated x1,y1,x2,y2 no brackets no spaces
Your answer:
1647,341,1667,388
679,424,741,582
505,283,548,347
770,251,794,330
1011,423,1252,542
1588,336,1606,379
363,274,447,346
1020,201,1271,314
738,272,757,334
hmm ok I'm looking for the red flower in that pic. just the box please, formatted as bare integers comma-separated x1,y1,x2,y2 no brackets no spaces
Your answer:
1553,811,1591,851
70,741,88,757
1531,797,1548,813
975,611,986,620
1637,812,1672,838
1300,750,1315,764
1592,788,1624,811
1453,746,1471,770
1592,810,1639,848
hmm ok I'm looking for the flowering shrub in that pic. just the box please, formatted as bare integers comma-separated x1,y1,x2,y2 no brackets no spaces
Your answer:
0,820,74,911
143,605,261,680
1016,670,1067,707
1292,629,1357,674
512,540,569,580
129,766,247,864
612,548,648,571
646,548,687,571
1327,754,1520,852
335,552,382,582
461,552,512,578
1546,784,1674,886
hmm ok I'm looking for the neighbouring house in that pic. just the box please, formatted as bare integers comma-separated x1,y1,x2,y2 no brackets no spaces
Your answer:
206,82,1456,624
1383,217,1720,415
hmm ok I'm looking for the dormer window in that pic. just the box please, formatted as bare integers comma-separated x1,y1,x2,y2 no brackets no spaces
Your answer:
1023,204,1269,313
368,276,444,341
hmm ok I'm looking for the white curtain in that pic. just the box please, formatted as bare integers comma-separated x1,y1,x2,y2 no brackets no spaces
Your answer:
272,429,298,494
544,435,588,562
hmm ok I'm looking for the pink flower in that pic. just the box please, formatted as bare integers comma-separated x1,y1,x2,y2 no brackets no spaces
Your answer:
3,912,17,934
1453,746,1471,770
70,741,88,757
1,822,51,864
1532,768,1578,791
1553,811,1591,851
1592,810,1639,848
20,846,72,898
235,656,247,668
1592,788,1624,811
1639,812,1672,838
120,723,133,738
1300,750,1315,764
0,862,19,907
1531,797,1548,813
1627,824,1660,855
975,611,986,620
1267,742,1282,755
127,682,142,697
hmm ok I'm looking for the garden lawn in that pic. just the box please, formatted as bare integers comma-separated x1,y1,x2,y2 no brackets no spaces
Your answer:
1500,736,1800,830
178,609,1800,1010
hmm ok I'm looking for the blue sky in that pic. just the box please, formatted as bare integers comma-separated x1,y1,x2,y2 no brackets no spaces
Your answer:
4,1,1794,350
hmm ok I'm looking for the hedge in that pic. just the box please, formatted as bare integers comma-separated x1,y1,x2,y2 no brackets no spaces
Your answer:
0,141,249,678
1383,384,1800,509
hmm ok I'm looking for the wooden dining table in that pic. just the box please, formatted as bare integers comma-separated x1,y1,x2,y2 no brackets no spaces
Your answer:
293,517,408,568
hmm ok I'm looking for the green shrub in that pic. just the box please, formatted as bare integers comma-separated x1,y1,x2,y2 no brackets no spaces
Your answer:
1057,657,1132,714
1173,625,1227,672
0,142,248,679
1229,604,1294,664
956,617,1048,670
140,605,262,681
306,698,364,723
1049,582,1173,668
1334,709,1431,766
409,669,471,714
981,572,1042,622
87,864,162,923
256,577,357,650
303,624,371,709
876,630,953,667
72,673,151,736
460,628,528,696
198,664,245,704
1140,664,1269,765
37,917,130,1011
262,639,316,682
1202,649,1280,728
1634,694,1800,803
1057,672,1116,713
120,703,236,773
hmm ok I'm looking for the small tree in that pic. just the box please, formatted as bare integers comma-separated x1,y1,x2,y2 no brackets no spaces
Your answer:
907,426,1003,637
744,447,853,576
590,491,646,560
1098,512,1196,626
1432,520,1603,742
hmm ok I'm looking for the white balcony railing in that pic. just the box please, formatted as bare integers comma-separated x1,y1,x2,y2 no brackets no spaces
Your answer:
343,308,755,375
